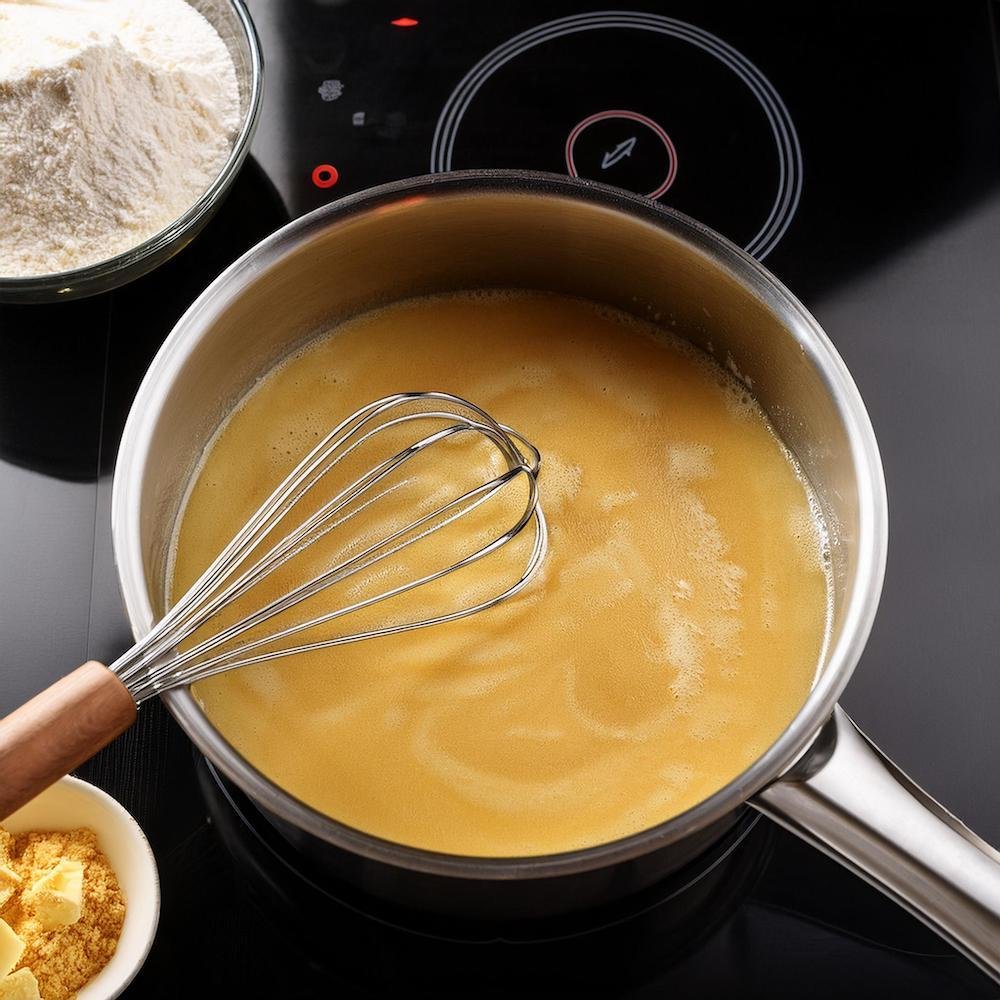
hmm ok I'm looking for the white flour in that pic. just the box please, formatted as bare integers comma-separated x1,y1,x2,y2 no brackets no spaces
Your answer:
0,0,241,277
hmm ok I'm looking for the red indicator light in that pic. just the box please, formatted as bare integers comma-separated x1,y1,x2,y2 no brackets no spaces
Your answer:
391,17,419,27
311,164,339,189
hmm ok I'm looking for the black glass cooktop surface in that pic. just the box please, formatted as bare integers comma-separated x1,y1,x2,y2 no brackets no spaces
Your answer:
2,2,1000,996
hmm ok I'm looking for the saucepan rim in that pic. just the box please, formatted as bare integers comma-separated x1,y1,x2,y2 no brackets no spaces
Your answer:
111,169,888,880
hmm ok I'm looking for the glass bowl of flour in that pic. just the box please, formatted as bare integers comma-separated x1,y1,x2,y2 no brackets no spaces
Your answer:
0,0,263,303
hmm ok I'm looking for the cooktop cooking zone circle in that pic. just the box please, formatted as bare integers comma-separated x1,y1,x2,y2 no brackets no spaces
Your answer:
431,11,802,259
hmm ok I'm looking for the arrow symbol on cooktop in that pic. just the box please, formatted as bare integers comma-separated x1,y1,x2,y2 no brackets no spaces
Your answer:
601,136,637,169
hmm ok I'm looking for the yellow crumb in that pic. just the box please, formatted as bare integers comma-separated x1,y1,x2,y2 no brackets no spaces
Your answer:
0,828,124,1000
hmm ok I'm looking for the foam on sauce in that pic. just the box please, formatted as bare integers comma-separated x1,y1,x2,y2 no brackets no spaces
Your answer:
170,291,831,857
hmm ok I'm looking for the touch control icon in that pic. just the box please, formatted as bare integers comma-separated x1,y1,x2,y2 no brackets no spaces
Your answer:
565,110,677,200
601,136,637,170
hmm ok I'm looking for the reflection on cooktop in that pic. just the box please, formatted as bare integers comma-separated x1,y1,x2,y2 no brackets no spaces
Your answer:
198,760,765,947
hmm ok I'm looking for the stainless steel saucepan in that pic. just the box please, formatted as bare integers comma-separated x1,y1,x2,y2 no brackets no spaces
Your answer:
111,171,1000,978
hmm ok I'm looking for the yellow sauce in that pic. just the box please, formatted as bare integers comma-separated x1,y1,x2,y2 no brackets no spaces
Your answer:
171,291,830,857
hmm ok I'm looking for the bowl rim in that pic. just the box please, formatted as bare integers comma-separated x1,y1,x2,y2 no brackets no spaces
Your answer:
111,169,888,881
0,0,263,303
4,774,160,999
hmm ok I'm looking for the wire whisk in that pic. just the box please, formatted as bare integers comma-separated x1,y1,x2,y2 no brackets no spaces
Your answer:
0,392,547,819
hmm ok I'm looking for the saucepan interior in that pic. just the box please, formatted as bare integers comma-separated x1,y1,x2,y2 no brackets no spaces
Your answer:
112,171,885,915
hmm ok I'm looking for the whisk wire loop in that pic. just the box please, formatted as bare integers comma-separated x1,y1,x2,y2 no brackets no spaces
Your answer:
112,392,547,703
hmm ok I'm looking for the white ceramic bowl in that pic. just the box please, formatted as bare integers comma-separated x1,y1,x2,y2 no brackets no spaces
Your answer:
4,776,160,999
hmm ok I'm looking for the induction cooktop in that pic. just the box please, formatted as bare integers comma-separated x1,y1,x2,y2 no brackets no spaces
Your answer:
2,2,1000,996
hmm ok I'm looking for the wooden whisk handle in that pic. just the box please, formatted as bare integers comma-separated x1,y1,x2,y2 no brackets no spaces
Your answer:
0,662,137,820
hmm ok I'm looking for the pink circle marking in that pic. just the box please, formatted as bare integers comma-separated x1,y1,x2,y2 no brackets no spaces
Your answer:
565,109,678,199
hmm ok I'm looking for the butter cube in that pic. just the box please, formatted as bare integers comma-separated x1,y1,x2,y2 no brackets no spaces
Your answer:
25,860,83,931
0,864,19,909
0,919,23,979
0,970,40,1000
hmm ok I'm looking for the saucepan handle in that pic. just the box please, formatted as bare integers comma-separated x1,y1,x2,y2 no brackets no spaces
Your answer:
754,705,1000,982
